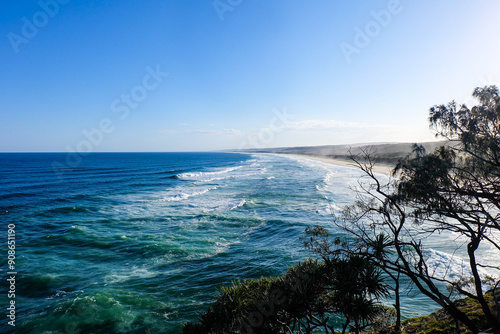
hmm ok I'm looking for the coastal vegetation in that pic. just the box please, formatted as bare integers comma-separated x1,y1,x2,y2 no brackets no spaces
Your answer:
183,86,500,333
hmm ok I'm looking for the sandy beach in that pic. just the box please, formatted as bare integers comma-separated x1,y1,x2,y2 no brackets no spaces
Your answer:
283,154,394,176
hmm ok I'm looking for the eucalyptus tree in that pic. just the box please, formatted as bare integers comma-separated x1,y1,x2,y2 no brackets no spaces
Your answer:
339,86,500,333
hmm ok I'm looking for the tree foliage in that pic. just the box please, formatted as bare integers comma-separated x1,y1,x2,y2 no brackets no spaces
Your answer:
182,251,389,334
341,85,500,333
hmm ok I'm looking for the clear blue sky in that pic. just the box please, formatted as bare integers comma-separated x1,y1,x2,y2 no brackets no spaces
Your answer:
1,0,500,152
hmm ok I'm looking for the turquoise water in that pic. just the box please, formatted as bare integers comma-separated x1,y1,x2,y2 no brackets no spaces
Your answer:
0,153,494,333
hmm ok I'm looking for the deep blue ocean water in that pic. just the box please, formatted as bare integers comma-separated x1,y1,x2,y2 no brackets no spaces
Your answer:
0,152,496,333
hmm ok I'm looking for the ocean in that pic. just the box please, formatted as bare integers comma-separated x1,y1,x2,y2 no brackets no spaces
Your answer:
0,152,495,333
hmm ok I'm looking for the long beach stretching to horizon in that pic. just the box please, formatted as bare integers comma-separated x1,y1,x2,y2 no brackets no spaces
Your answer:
2,1,500,333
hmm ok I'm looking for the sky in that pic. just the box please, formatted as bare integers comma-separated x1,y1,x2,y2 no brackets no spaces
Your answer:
1,0,500,152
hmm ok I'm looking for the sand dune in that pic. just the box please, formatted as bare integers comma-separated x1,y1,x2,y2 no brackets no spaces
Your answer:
284,154,394,175
236,141,450,176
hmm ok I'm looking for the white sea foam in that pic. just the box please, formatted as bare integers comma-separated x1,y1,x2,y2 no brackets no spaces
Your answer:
105,267,157,284
176,164,266,182
181,237,242,261
424,248,497,283
194,198,247,213
226,199,247,211
161,186,218,202
425,249,471,280
177,166,243,181
219,198,247,211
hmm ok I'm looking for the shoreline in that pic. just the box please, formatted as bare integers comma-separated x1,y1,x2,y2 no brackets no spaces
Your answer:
280,153,394,176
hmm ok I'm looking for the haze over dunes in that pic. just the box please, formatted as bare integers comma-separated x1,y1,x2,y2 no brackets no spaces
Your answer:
236,141,448,167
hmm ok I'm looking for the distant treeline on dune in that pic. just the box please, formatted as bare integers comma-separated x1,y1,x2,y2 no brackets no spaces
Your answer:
235,140,449,166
